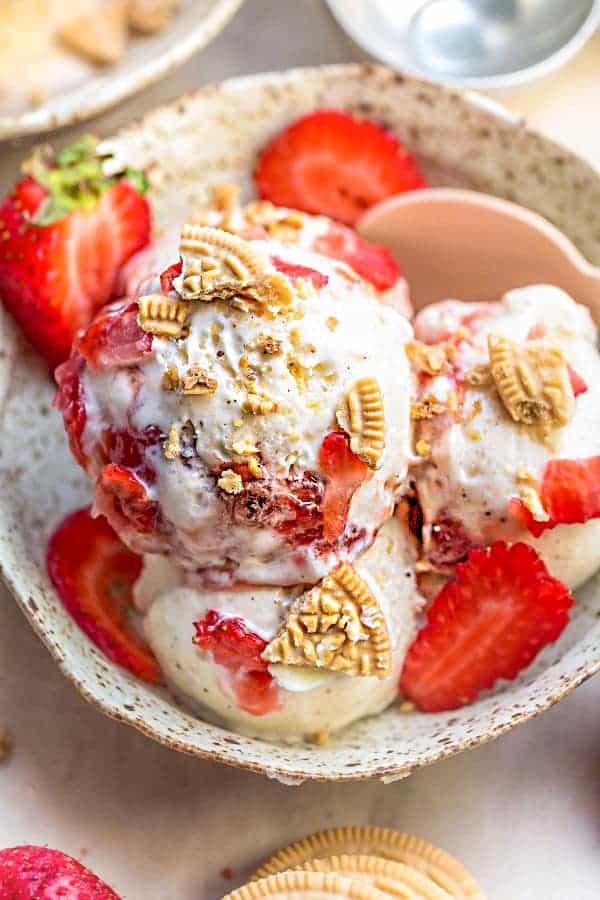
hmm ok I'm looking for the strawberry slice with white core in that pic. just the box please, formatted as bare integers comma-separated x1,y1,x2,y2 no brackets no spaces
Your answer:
255,109,427,226
400,541,573,712
46,506,160,683
319,431,369,543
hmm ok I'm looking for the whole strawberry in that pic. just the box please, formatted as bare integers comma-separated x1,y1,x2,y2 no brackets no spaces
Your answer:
0,136,151,369
0,845,120,899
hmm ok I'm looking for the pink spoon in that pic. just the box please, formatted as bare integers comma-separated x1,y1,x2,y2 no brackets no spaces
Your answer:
358,188,600,322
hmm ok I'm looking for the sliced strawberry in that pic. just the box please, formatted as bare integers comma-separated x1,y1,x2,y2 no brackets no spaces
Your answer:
160,259,182,293
77,299,153,370
426,515,472,569
271,255,329,288
319,431,369,543
0,845,120,899
194,610,270,670
509,456,600,538
400,541,573,712
0,137,150,369
228,669,280,717
54,353,87,467
46,507,160,683
314,222,401,291
567,363,588,397
255,109,426,226
193,610,280,716
95,463,159,535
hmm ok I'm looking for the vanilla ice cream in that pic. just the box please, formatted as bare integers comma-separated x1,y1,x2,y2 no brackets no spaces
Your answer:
137,517,420,741
65,207,414,587
411,285,600,589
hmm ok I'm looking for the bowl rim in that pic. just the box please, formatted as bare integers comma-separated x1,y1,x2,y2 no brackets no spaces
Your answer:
3,62,600,782
325,0,600,90
0,0,245,140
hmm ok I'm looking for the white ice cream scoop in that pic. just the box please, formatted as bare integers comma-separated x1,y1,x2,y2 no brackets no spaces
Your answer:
358,187,600,322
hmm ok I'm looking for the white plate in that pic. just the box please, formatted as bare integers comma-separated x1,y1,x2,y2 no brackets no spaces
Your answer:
0,0,245,140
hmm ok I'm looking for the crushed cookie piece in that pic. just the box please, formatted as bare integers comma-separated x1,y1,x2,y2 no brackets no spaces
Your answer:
287,355,310,392
415,439,431,458
446,389,460,416
488,333,573,433
138,294,190,338
243,201,305,241
243,390,277,415
518,484,550,523
411,395,446,420
164,424,181,460
231,437,259,456
406,340,447,375
465,399,482,423
326,316,339,331
218,469,244,495
246,333,283,356
248,456,263,479
181,364,218,395
312,729,330,747
516,465,537,485
161,363,179,391
263,562,392,678
465,363,493,387
175,225,292,311
398,700,416,714
466,428,482,441
211,182,240,214
336,377,385,469
0,727,12,763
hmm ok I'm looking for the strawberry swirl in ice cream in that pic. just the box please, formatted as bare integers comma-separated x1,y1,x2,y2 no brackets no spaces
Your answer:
56,198,414,588
410,285,600,590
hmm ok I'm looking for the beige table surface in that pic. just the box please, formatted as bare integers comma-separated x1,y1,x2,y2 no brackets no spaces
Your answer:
2,2,600,898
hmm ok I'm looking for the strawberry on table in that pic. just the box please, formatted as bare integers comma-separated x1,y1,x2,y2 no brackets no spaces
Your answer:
509,456,600,538
400,541,573,712
0,845,120,899
255,108,427,226
0,136,151,369
319,431,369,543
46,506,161,683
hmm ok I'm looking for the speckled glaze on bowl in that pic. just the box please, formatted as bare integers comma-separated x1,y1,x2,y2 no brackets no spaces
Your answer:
2,64,600,784
0,0,245,140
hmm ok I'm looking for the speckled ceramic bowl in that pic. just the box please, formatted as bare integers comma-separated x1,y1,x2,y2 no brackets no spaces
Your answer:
2,64,600,783
0,0,245,140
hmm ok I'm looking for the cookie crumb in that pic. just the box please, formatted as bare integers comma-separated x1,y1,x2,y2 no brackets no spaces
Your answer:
312,729,330,746
0,727,13,762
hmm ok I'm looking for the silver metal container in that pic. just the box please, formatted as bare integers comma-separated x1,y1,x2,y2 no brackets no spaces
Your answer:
326,0,600,89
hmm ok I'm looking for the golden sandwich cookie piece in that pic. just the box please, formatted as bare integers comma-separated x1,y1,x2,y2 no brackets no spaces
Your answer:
297,854,450,898
252,827,485,899
222,869,388,900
